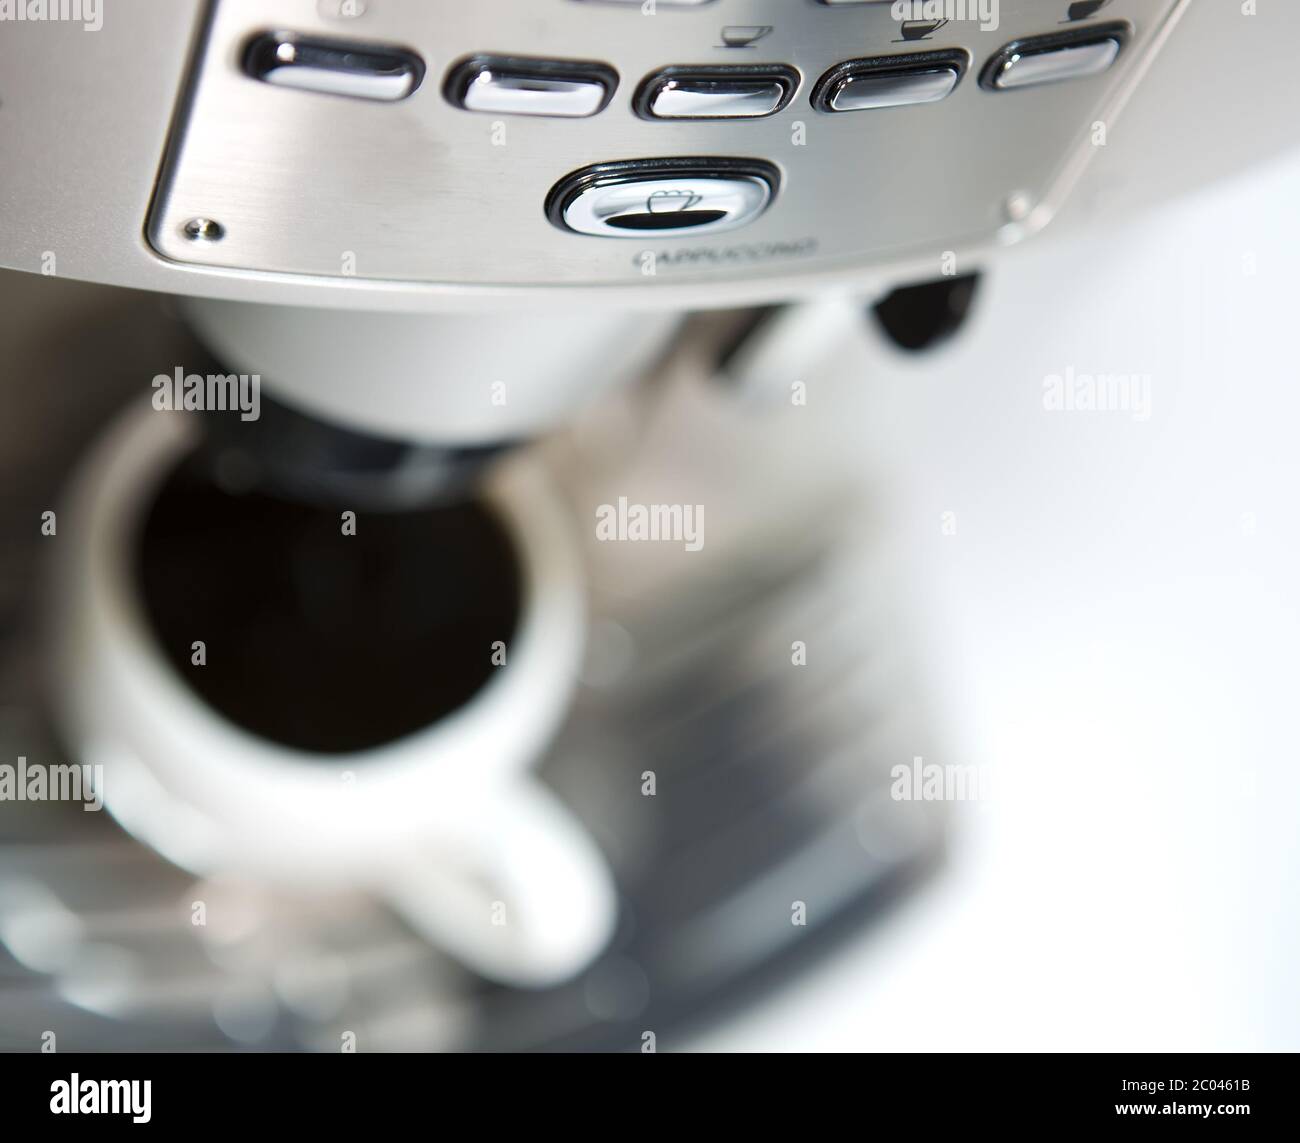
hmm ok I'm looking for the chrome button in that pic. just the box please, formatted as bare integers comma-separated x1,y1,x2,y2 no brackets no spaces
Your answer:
830,67,958,111
445,56,617,118
243,32,425,102
981,24,1129,91
547,160,779,239
636,66,799,121
811,51,968,113
651,79,785,119
993,40,1120,89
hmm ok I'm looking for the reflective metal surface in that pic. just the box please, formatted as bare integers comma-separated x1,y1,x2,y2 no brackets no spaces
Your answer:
557,172,773,238
993,38,1122,90
828,65,961,111
447,56,617,118
462,73,608,117
144,0,1184,288
243,31,425,101
651,79,784,119
8,0,1298,310
641,69,796,121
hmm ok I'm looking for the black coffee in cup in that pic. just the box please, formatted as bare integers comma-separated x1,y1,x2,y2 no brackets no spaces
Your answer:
136,451,522,754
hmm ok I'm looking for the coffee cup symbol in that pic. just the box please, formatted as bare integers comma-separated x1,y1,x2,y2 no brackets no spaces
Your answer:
647,189,704,214
1066,0,1111,20
900,17,949,40
720,25,774,49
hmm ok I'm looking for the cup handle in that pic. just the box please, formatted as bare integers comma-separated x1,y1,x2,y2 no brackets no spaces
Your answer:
380,777,617,988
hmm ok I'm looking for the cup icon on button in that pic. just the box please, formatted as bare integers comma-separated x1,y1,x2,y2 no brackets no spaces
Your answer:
646,189,704,214
899,18,949,41
1066,0,1111,19
720,25,774,49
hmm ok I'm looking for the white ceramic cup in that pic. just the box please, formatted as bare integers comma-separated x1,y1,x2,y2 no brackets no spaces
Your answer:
51,403,616,987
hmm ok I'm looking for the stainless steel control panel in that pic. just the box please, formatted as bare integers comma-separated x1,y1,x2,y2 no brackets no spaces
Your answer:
147,0,1185,290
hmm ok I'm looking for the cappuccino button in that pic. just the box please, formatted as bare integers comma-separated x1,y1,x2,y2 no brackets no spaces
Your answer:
547,159,779,239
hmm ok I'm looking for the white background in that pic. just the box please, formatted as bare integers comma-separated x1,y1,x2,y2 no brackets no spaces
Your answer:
695,145,1300,1051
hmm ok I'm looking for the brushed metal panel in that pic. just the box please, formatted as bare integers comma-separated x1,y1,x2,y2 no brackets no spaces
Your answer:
11,0,1300,311
87,0,1165,293
147,0,1181,289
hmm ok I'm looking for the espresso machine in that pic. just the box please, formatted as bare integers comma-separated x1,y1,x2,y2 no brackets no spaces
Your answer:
0,0,1296,1051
